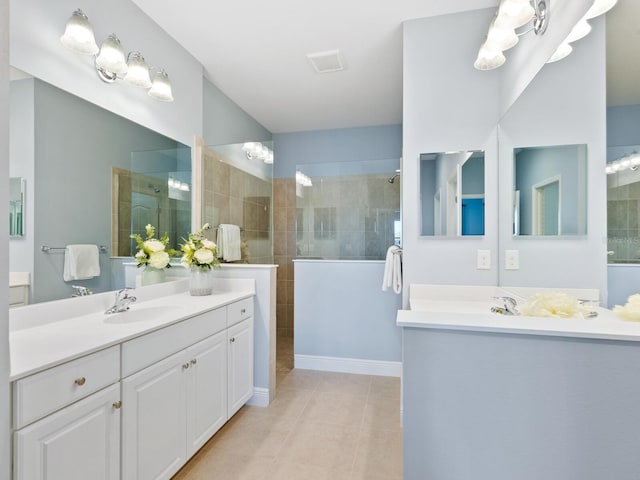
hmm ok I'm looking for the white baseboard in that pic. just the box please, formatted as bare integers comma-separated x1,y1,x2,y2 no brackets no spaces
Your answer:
246,387,270,407
294,354,401,377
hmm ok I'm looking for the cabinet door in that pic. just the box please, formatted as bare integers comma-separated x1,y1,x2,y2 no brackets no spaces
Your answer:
121,350,188,480
14,383,120,480
185,330,227,457
227,317,254,418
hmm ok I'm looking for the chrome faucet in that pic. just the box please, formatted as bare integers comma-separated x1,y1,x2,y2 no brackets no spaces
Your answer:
491,296,519,315
71,285,92,297
105,288,137,314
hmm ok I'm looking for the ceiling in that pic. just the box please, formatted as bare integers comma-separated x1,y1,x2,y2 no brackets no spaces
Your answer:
131,0,497,133
131,0,635,134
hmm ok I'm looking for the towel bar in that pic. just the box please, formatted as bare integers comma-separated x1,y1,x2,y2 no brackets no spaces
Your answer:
41,245,108,253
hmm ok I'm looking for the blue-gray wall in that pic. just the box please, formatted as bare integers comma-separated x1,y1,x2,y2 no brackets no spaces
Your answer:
607,104,640,307
202,78,271,146
273,124,402,178
295,260,402,362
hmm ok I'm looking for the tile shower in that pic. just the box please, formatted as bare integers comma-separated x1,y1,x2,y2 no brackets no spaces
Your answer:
275,159,401,338
200,143,273,265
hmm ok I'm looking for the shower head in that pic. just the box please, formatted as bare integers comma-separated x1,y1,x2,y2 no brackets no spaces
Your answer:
387,173,400,184
148,183,161,194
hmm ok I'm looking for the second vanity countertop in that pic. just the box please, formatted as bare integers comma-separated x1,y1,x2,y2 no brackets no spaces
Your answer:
10,278,255,381
398,284,640,343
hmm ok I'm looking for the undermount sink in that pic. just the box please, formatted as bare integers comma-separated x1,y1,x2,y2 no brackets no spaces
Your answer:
103,305,182,324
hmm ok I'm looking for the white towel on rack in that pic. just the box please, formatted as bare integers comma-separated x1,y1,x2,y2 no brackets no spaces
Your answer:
63,244,101,281
216,224,242,262
382,245,402,294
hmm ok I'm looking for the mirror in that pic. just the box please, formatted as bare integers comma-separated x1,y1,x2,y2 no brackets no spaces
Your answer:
513,144,587,236
9,75,190,304
9,177,25,238
420,150,485,236
606,146,640,263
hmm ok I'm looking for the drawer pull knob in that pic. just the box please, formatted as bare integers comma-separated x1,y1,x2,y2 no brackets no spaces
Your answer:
190,359,197,365
230,337,235,343
74,377,86,386
113,401,122,409
241,308,246,314
182,363,190,370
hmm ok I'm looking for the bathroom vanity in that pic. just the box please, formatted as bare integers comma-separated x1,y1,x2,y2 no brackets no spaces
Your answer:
398,284,640,480
9,278,255,480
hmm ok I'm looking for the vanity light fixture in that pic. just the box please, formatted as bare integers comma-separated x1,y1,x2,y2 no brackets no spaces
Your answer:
295,171,313,187
546,0,617,64
60,9,174,102
606,153,640,175
241,142,274,164
475,0,617,71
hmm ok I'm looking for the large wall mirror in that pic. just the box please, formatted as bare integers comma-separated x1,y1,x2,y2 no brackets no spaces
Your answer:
9,73,191,304
420,150,485,236
513,144,587,236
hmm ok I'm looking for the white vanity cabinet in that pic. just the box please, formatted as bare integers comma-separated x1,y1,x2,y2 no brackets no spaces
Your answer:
121,300,253,480
121,331,228,480
227,310,254,417
12,345,122,480
11,294,255,480
13,383,121,480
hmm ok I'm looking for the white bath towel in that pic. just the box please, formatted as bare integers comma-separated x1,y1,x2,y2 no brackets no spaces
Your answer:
382,245,402,294
216,224,242,262
63,244,101,281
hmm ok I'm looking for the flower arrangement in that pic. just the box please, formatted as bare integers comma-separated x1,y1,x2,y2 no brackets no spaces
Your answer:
130,224,176,270
613,294,640,321
180,223,221,270
519,291,591,319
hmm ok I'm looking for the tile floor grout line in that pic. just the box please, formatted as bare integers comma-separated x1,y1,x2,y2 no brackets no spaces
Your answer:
347,375,374,477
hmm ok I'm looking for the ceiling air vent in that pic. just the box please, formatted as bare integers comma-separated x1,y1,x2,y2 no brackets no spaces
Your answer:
306,49,345,74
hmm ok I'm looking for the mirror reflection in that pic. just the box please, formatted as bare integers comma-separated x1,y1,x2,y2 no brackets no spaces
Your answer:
513,144,587,236
9,177,25,238
606,144,640,263
9,74,190,303
420,150,485,236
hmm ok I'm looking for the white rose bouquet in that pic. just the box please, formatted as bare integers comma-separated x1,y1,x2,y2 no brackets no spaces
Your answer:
614,294,640,321
130,224,176,270
180,223,221,270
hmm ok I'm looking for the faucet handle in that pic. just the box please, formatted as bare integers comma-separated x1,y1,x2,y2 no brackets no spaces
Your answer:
494,296,517,308
116,288,133,299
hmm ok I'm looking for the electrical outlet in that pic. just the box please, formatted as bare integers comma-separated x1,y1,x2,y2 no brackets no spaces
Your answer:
477,249,491,270
505,250,519,270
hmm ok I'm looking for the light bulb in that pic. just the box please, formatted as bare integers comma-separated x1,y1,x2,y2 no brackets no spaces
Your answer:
60,9,99,55
474,42,506,71
585,0,618,19
96,34,128,75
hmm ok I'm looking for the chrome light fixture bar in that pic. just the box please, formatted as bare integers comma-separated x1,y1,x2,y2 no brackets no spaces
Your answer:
474,0,617,71
60,8,174,102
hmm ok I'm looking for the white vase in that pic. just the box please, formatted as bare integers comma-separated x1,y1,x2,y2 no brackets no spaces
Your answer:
189,267,213,296
141,266,166,286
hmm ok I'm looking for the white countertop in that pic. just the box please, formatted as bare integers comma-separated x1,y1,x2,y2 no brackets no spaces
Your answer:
10,280,255,381
397,306,640,342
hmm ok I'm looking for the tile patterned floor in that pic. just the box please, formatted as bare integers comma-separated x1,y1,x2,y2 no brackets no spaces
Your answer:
172,336,403,480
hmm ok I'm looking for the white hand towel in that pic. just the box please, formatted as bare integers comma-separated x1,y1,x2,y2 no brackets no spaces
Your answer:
217,224,241,262
63,244,101,281
382,245,402,294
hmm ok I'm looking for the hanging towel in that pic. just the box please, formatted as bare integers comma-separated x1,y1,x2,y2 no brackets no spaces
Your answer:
216,224,242,262
63,244,101,281
382,245,402,294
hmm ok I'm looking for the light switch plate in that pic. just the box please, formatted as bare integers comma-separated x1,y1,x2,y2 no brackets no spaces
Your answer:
505,250,519,270
477,249,491,270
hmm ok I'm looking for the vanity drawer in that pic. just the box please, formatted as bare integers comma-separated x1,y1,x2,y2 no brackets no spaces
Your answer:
227,297,253,327
13,345,120,429
121,307,226,377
